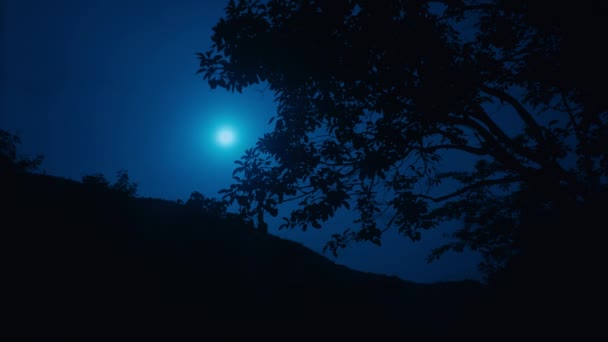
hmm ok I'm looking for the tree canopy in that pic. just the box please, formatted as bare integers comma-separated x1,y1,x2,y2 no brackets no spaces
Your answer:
197,0,607,275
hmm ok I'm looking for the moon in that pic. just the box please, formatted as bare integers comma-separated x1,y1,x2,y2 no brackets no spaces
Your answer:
216,127,236,146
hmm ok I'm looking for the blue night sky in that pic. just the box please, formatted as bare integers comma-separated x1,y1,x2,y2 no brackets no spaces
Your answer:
1,0,482,283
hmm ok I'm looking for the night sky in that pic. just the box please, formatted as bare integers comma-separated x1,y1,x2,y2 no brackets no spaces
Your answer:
1,0,482,283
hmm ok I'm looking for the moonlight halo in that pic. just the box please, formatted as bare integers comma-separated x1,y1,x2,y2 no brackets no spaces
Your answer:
216,126,236,147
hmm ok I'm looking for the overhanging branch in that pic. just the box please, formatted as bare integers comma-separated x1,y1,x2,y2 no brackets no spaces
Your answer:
479,85,578,187
479,84,546,145
425,144,488,156
418,176,521,203
448,116,536,178
469,103,544,167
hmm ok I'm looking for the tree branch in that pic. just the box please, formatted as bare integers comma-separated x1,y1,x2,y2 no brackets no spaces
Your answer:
277,187,315,204
478,86,581,188
418,176,521,203
468,104,515,146
561,90,584,144
479,84,546,145
449,116,535,178
469,103,546,167
424,144,488,156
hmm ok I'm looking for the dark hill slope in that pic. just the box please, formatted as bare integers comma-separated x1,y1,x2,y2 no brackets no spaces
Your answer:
4,172,482,331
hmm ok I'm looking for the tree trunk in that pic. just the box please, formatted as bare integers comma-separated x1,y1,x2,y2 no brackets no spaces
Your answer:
257,208,268,234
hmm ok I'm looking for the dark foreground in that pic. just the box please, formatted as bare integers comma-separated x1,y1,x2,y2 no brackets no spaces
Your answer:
3,171,598,336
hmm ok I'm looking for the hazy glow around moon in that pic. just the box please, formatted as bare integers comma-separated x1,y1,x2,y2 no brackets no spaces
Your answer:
216,127,236,146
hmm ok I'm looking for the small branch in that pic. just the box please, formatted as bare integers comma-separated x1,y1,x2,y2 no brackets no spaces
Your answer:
418,176,521,203
423,144,488,156
277,188,314,204
317,160,359,167
561,90,584,144
383,211,399,233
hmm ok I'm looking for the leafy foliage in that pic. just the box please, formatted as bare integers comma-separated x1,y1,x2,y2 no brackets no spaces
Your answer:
198,0,607,275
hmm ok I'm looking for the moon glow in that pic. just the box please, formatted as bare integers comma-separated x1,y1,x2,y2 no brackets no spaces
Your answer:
216,127,236,146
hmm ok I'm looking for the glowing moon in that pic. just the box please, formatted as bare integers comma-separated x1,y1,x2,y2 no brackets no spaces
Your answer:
216,127,236,146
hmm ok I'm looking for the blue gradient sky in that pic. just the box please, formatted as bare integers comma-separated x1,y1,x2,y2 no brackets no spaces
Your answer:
1,0,482,283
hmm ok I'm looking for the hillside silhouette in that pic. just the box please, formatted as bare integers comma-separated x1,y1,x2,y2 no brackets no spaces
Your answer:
3,167,485,334
4,124,601,336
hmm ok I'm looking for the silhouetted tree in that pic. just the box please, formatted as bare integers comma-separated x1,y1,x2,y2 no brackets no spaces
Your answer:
185,191,229,218
81,170,138,198
111,169,138,197
0,129,43,174
82,173,112,191
198,0,606,276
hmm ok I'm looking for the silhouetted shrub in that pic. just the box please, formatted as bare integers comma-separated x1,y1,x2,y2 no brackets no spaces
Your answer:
111,170,138,197
81,170,137,198
185,191,228,218
225,212,254,230
82,173,111,191
0,129,43,174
